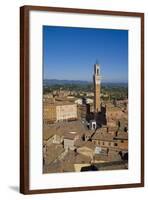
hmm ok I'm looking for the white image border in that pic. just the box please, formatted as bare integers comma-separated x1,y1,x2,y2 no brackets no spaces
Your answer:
29,10,141,190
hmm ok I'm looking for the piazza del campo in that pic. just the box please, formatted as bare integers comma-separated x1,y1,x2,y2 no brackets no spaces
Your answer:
43,62,128,173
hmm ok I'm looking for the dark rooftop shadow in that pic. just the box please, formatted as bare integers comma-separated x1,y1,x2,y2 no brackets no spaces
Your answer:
81,165,98,172
9,185,19,193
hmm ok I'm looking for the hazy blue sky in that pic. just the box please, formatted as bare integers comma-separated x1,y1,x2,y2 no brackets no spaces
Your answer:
43,26,128,83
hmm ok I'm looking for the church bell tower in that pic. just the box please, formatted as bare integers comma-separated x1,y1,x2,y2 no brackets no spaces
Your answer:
93,62,101,112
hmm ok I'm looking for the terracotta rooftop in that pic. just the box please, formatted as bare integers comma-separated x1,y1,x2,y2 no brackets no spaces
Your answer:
93,160,128,171
74,139,86,148
75,154,91,164
95,127,108,134
61,150,91,164
77,141,96,151
43,127,55,140
43,121,90,140
64,132,78,140
45,144,64,165
108,126,118,132
92,133,114,142
94,154,109,162
114,132,128,140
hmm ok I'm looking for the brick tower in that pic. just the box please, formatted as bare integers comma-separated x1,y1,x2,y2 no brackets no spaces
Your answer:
93,62,101,112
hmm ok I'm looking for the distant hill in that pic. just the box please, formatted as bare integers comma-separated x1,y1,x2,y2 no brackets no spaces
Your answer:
102,82,128,87
43,79,128,87
43,79,91,86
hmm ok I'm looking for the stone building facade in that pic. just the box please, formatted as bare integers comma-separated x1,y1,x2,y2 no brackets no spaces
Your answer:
56,104,77,121
43,101,77,123
43,102,56,124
